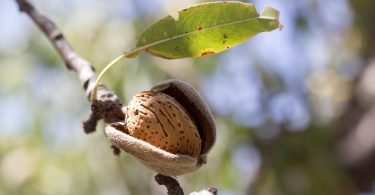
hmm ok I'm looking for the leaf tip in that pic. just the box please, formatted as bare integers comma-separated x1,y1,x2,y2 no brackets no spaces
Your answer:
260,6,283,30
278,23,283,31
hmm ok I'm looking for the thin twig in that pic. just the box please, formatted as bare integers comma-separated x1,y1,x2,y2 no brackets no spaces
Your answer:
155,174,184,195
14,0,123,131
155,174,218,195
16,0,94,96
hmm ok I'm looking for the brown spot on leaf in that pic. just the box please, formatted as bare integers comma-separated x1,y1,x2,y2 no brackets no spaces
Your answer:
201,51,215,56
198,27,202,30
145,48,173,59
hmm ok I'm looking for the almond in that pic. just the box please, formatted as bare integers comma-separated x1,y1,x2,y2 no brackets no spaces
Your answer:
105,79,216,176
126,91,202,158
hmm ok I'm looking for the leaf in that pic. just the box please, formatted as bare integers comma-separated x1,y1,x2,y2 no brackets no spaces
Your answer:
132,2,281,59
93,2,281,97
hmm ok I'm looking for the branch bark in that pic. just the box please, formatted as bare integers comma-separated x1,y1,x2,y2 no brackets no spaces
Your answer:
155,174,184,195
15,0,124,133
16,0,97,98
15,1,216,194
155,174,218,195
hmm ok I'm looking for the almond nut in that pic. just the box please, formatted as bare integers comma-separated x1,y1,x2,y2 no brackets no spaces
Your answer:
126,91,202,158
105,79,216,176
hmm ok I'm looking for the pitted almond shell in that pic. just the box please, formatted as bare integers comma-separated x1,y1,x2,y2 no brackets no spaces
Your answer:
125,91,202,158
151,79,216,159
105,79,216,176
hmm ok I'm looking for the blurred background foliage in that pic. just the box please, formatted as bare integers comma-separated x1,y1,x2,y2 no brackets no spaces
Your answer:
1,0,375,194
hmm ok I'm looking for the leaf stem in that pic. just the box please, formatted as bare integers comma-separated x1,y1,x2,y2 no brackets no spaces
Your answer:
91,53,127,100
91,41,158,100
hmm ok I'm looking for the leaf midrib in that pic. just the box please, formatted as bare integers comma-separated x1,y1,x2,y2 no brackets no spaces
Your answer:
126,15,273,57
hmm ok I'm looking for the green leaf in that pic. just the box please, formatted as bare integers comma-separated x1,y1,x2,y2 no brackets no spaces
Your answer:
92,2,281,99
133,2,281,59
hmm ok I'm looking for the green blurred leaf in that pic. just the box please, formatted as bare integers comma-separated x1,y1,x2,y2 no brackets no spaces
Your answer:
134,2,281,59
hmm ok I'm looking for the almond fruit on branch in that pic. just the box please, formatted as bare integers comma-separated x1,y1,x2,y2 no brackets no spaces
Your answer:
105,79,216,176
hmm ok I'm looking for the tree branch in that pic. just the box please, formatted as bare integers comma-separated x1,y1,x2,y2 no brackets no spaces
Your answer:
15,0,123,133
155,174,217,195
155,174,184,195
16,0,94,96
